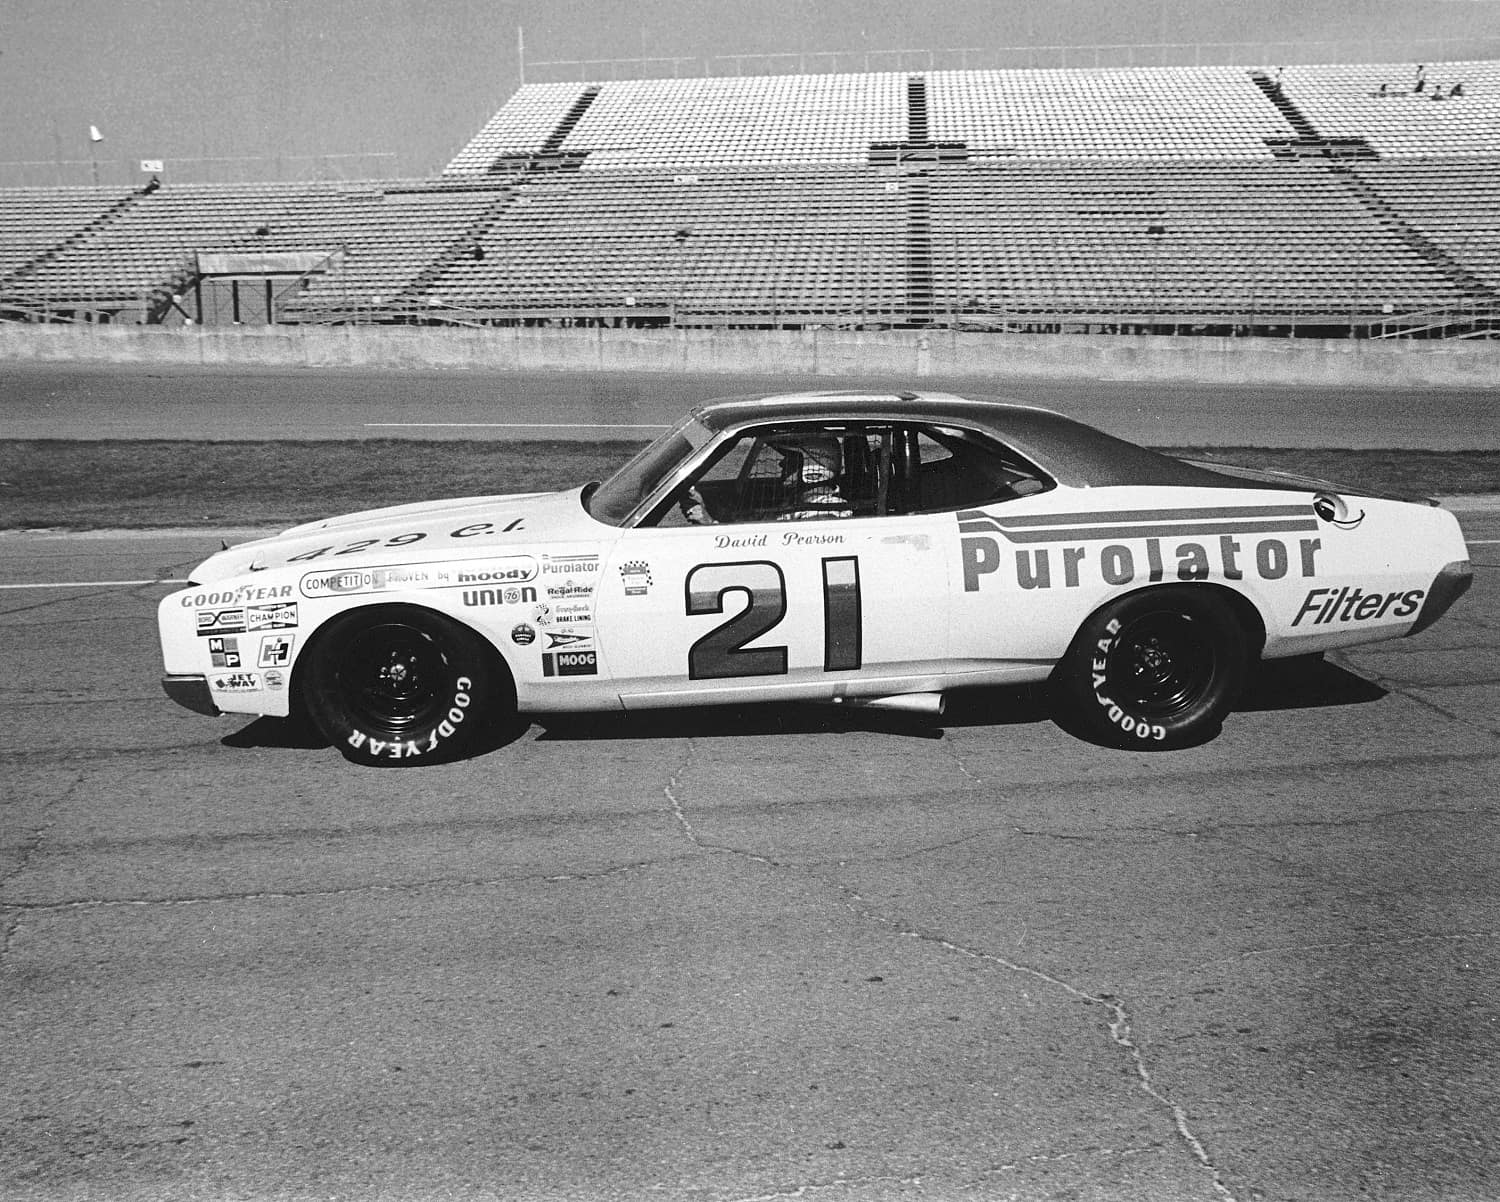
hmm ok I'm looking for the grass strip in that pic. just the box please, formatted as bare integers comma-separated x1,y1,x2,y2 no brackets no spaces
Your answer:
1,439,1496,530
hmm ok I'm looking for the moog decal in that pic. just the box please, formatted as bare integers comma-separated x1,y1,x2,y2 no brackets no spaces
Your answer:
543,650,598,677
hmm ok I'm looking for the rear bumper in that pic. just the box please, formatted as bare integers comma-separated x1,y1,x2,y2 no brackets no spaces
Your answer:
162,674,220,716
1408,560,1474,637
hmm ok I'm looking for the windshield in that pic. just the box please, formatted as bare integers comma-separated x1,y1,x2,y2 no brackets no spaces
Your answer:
585,412,711,526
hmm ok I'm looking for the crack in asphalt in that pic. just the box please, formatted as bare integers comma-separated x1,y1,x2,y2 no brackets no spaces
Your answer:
663,737,776,869
0,859,693,915
663,753,1239,1202
941,733,985,788
843,795,1500,878
0,768,83,965
1332,652,1500,739
839,894,1238,1202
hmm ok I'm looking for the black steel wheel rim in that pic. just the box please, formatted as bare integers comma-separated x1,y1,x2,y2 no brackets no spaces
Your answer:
1107,611,1213,716
336,623,450,736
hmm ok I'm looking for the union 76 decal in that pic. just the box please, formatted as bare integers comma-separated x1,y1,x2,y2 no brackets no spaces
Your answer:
684,557,863,681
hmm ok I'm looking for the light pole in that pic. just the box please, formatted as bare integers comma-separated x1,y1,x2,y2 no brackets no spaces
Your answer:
88,124,104,185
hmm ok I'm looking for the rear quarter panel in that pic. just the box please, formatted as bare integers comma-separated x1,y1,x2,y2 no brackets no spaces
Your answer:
947,485,1466,670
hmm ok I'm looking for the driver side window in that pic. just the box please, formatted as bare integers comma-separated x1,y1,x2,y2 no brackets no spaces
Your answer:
649,420,1052,526
657,426,877,526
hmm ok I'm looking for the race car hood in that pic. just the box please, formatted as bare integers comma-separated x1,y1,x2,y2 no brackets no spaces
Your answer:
189,486,601,583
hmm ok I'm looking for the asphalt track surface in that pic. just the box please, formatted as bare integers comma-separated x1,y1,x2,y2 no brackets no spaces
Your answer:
3,364,1500,1202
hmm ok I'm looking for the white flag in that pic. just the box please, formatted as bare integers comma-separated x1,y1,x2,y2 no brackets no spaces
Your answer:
89,125,104,142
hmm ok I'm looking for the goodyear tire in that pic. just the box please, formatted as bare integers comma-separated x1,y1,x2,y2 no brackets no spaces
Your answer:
1050,587,1248,750
301,605,502,766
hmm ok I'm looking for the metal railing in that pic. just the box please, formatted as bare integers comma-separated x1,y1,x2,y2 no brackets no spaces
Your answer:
524,37,1500,83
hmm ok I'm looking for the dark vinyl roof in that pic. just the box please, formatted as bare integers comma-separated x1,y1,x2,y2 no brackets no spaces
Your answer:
691,391,1274,491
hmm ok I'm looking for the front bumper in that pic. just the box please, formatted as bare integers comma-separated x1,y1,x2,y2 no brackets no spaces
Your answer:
162,674,220,716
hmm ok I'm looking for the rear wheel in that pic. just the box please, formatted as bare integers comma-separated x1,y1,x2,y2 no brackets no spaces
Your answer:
300,605,505,766
1050,588,1248,750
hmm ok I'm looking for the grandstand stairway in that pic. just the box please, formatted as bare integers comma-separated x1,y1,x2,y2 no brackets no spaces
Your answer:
877,75,961,325
905,173,935,324
1248,70,1497,308
1251,71,1380,160
387,183,520,311
0,186,142,295
869,75,969,168
486,87,598,174
1333,165,1498,304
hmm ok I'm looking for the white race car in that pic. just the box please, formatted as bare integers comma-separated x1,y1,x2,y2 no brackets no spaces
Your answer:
159,392,1472,764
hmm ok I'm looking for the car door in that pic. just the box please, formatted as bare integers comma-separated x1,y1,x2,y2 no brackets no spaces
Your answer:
593,424,953,709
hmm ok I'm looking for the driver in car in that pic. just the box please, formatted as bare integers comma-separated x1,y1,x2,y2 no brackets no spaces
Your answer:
682,432,853,524
773,434,853,521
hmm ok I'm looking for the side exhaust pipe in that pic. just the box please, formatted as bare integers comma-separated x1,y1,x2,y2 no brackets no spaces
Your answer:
834,692,946,716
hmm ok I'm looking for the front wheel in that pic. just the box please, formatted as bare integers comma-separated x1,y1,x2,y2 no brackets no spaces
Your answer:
300,605,506,766
1049,588,1248,750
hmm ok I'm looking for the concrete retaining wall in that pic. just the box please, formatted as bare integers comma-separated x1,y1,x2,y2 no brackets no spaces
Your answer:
1,322,1496,387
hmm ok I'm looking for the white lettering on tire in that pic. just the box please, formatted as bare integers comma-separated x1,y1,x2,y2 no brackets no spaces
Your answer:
347,675,477,759
1093,691,1167,742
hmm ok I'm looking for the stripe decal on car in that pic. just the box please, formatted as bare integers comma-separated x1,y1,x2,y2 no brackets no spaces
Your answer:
956,504,1318,543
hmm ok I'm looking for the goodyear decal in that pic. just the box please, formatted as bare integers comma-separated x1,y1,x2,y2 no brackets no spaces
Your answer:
958,506,1323,593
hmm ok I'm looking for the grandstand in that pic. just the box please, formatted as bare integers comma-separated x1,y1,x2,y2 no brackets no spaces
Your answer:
2,60,1497,337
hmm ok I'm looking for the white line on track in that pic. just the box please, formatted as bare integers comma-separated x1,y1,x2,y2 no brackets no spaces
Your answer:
0,580,174,590
365,422,670,430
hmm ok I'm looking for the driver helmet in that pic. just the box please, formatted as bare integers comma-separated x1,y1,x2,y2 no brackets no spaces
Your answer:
772,433,842,486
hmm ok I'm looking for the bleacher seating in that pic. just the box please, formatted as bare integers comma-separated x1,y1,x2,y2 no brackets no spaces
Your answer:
444,63,1500,170
3,59,1497,334
924,68,1287,159
1278,61,1500,158
1352,157,1500,290
443,83,591,173
0,187,135,277
926,161,1465,321
3,183,299,314
268,183,515,317
428,168,908,320
449,74,909,172
0,180,518,320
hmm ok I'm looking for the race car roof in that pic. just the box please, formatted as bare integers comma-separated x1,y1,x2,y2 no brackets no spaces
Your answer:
690,391,1270,491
